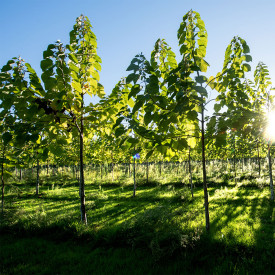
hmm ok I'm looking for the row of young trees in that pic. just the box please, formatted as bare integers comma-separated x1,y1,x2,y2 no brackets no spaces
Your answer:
0,10,274,230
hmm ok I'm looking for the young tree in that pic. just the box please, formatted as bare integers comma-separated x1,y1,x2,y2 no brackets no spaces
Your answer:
38,15,105,223
0,57,45,211
208,36,253,184
125,11,211,229
253,62,274,200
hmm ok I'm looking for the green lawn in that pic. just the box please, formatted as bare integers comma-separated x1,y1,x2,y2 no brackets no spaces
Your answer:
0,165,274,274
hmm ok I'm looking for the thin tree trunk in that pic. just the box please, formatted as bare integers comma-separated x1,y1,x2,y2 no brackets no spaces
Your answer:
79,110,87,224
36,154,39,196
133,157,136,197
201,103,210,231
76,163,80,183
112,162,114,182
257,142,261,176
76,165,78,180
194,53,210,231
19,167,22,181
124,163,127,176
111,152,115,182
1,147,5,214
188,147,193,198
233,136,237,184
146,161,149,184
47,159,49,175
268,143,274,200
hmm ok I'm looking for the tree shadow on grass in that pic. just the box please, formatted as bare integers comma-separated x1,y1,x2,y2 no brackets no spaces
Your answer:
254,197,274,249
210,186,274,246
2,179,274,274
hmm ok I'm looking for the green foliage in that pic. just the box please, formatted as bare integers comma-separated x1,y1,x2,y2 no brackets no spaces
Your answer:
1,7,275,246
207,35,254,151
124,11,209,160
178,10,208,73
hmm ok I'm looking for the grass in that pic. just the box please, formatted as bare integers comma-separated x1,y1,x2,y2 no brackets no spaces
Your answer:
0,160,274,274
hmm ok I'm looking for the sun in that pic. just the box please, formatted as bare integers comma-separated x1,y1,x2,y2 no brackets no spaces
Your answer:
265,110,275,141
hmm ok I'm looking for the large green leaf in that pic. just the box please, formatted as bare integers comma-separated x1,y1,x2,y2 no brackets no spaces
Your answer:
176,138,188,150
113,116,124,129
128,137,139,145
126,63,139,72
198,59,209,72
132,99,144,114
41,59,54,71
195,75,207,84
144,112,153,125
187,110,198,121
128,84,141,99
97,83,105,98
245,55,252,62
126,73,139,84
145,149,154,160
115,126,126,138
68,53,78,63
214,103,222,113
43,44,55,59
1,60,15,72
2,132,13,145
69,62,79,74
72,81,82,93
194,86,208,97
243,63,251,72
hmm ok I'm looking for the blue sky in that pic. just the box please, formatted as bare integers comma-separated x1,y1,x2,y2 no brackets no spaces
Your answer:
1,0,275,108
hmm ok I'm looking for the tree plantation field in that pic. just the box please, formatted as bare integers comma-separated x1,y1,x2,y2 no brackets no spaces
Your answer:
1,161,274,274
1,8,275,275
